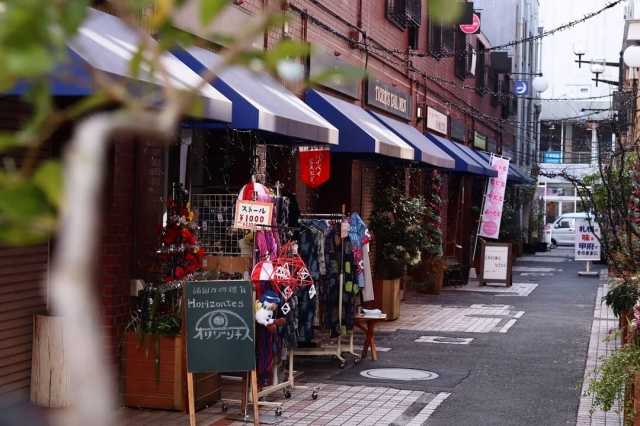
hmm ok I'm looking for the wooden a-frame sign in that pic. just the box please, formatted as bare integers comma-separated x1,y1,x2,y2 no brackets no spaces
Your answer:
479,242,513,287
183,280,259,426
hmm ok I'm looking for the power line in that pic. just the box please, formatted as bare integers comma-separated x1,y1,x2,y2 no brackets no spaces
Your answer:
289,0,625,59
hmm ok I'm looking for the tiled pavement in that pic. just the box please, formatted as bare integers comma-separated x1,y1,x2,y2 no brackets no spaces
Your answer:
112,251,622,426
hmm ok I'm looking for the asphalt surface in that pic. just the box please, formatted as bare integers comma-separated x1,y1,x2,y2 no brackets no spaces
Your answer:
296,247,602,425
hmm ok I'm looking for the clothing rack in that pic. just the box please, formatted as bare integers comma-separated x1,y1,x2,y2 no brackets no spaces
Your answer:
292,211,360,369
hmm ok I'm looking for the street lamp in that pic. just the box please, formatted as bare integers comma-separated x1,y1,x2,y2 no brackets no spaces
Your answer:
571,43,640,86
508,72,549,94
532,76,549,93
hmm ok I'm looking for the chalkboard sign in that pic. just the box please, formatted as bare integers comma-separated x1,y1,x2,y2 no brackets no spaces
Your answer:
479,243,513,287
184,280,255,373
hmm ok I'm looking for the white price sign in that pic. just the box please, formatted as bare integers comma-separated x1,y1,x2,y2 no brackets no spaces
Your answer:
233,200,273,230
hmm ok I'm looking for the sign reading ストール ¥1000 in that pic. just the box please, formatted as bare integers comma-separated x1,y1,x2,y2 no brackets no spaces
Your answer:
233,200,273,230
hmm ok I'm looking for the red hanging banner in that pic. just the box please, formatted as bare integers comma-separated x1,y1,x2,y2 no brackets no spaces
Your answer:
299,145,330,188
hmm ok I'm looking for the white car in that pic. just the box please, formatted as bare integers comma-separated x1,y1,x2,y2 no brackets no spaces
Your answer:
550,212,594,247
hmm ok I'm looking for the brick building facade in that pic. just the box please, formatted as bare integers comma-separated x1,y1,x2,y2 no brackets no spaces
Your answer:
0,0,519,408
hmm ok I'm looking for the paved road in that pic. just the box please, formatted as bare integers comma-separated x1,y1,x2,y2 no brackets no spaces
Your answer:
299,247,603,425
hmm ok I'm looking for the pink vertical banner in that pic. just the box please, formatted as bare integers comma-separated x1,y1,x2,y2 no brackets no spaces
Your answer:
478,156,510,239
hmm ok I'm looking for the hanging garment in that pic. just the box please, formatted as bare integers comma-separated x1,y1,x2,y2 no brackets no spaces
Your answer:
278,292,298,350
256,281,276,386
323,222,342,338
341,238,356,334
361,242,374,302
348,213,371,288
275,196,290,245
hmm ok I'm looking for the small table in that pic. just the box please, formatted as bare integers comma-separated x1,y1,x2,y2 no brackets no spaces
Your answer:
353,314,387,361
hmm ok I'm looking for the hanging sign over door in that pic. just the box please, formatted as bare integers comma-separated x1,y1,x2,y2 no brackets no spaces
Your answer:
299,145,331,188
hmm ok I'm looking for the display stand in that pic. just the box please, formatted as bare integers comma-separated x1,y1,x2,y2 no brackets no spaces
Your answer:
292,212,359,369
349,314,387,361
183,280,259,426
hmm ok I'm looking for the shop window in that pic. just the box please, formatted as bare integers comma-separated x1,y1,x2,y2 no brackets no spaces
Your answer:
428,15,443,58
386,0,406,29
442,24,455,52
489,71,499,107
454,28,467,79
409,26,419,50
386,0,421,30
501,75,511,119
475,41,486,94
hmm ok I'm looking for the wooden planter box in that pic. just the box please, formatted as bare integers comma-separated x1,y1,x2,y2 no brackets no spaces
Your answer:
121,332,220,411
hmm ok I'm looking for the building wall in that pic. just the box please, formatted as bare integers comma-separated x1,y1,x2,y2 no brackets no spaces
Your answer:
0,98,49,408
98,135,165,371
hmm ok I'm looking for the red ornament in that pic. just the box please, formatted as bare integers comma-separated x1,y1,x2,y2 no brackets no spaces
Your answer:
250,242,314,300
299,146,330,188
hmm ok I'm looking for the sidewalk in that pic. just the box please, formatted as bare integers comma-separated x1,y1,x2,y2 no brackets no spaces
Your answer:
576,274,623,426
111,252,623,426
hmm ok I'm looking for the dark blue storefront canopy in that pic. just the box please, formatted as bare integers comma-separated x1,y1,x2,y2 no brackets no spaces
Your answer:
305,89,414,160
173,48,338,145
473,151,534,184
6,9,233,123
424,133,497,176
510,163,534,183
368,111,455,169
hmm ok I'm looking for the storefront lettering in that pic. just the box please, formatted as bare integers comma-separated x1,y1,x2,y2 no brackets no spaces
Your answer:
366,79,412,120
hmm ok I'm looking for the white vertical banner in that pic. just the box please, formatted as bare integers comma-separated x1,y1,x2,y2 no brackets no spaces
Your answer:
478,155,510,239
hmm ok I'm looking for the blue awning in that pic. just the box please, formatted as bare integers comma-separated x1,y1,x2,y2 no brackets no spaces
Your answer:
305,90,414,160
6,9,233,123
474,151,533,184
368,111,455,169
424,133,497,176
510,163,533,183
173,47,338,145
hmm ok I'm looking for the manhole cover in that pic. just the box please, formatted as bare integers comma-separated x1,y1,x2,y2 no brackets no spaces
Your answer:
359,368,438,381
434,337,466,343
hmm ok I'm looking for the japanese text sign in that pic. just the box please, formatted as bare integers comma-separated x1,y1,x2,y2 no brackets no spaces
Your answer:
233,200,273,230
479,243,513,286
478,156,510,239
184,280,256,372
574,220,601,261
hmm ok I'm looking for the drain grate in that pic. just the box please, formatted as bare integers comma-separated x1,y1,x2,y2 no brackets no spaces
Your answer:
415,335,474,345
434,337,466,343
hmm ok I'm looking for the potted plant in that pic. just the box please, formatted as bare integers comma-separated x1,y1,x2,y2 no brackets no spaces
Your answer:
369,170,442,315
122,184,219,411
582,301,640,425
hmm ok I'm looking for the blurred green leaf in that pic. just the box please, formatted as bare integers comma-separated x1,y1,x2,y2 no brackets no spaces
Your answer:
0,133,19,155
59,0,91,35
33,161,63,210
129,46,144,80
309,65,366,87
263,40,311,68
0,180,52,220
157,24,195,50
5,45,55,77
429,0,464,25
187,96,205,118
0,222,52,246
200,0,228,26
